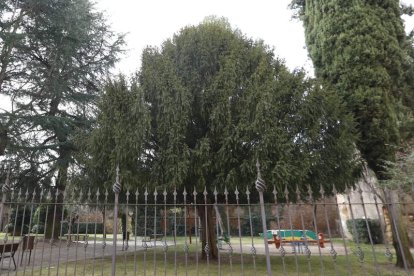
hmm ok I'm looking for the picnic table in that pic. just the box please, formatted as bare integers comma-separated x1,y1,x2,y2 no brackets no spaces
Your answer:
64,233,89,243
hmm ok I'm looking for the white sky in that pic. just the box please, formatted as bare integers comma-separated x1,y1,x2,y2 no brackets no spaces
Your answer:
95,0,414,76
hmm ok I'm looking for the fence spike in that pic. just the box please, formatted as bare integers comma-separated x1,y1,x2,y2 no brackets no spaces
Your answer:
192,186,197,197
135,188,139,198
332,183,338,194
295,185,301,201
203,186,208,198
284,184,289,201
272,185,277,196
235,186,239,200
245,185,250,196
87,188,92,200
1,167,11,193
307,184,313,200
17,188,21,200
46,189,51,200
173,187,177,198
104,188,109,202
183,187,187,197
144,187,148,202
96,188,100,198
25,188,29,200
319,184,325,198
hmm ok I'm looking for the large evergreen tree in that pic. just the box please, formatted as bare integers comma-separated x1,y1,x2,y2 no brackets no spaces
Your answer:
291,0,414,268
0,0,124,237
90,18,360,259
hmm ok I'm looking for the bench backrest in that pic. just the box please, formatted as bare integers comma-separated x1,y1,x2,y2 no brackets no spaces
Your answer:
0,242,19,254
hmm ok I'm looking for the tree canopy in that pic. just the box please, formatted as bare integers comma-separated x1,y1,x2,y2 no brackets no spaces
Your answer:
89,18,360,198
0,0,124,191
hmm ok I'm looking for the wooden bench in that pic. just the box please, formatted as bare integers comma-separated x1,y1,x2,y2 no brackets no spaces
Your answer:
64,233,89,243
0,242,19,270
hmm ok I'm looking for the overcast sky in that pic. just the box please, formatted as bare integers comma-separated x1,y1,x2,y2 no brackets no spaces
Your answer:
95,0,414,76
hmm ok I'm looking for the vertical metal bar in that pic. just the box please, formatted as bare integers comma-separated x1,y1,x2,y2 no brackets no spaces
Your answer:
385,188,409,273
346,186,366,274
0,169,11,275
224,187,234,276
29,190,41,276
134,189,139,276
173,188,178,276
101,189,109,276
21,190,32,276
153,189,158,276
255,161,271,276
193,188,199,276
54,190,67,276
371,186,395,276
112,165,122,276
202,187,210,276
213,187,221,275
163,188,168,276
183,188,189,276
307,185,325,276
83,189,92,276
272,186,287,276
234,187,244,276
7,189,18,274
91,189,101,276
296,186,311,275
38,190,51,276
143,188,148,276
319,185,338,276
73,190,83,276
356,184,380,275
245,187,257,276
284,185,299,275
123,190,131,275
63,199,74,276
332,185,351,276
47,189,60,276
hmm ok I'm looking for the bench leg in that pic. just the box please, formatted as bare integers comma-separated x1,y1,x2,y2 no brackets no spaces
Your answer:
12,255,16,270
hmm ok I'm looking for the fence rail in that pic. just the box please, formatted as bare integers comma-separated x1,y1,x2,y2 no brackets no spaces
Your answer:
0,183,412,275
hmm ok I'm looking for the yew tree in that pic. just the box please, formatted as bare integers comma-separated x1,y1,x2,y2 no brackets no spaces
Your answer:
135,18,360,259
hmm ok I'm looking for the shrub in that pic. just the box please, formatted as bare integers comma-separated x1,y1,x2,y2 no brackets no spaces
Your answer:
346,218,382,244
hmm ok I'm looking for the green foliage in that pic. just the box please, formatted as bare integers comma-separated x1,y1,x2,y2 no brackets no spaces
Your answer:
292,0,414,180
5,207,31,235
137,20,360,196
346,218,383,244
60,222,104,234
84,76,149,190
0,0,124,191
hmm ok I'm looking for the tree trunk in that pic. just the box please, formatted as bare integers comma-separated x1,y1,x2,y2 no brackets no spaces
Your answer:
44,149,69,240
385,190,414,269
198,203,218,260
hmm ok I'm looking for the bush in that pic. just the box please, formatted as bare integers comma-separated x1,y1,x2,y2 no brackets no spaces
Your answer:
346,218,382,244
31,224,45,234
60,222,104,234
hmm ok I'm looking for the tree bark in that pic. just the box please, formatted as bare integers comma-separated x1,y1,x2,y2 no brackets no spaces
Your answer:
385,190,414,269
198,203,218,260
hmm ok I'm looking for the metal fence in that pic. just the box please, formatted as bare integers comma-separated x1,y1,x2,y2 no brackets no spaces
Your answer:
0,178,412,275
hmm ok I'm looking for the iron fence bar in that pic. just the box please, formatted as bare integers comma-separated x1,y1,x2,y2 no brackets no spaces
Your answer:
371,186,395,276
123,190,131,276
38,190,51,276
82,190,91,276
296,187,312,276
284,185,300,275
163,188,168,276
307,185,325,276
63,202,75,276
183,188,189,276
202,187,210,276
153,189,158,276
346,186,366,274
246,187,257,276
112,166,121,276
357,185,381,275
320,185,338,276
46,190,58,276
8,191,20,274
73,191,83,276
54,190,67,276
213,187,221,275
101,189,109,276
234,187,244,276
91,189,100,276
28,190,39,276
12,190,22,276
193,188,199,276
0,172,11,276
143,188,148,276
332,185,351,276
224,187,234,276
385,188,409,274
133,189,139,276
272,186,287,276
173,188,177,276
